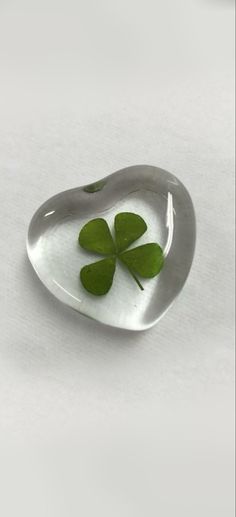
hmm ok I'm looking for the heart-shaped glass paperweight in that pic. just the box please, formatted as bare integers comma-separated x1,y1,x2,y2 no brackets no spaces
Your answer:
27,165,196,330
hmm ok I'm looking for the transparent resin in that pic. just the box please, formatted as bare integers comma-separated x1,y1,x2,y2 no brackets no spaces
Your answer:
27,165,196,330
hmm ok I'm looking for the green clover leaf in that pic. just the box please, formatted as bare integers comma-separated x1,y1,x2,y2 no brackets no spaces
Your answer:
78,212,164,296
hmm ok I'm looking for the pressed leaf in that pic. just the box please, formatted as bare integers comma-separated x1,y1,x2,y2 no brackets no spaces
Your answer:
83,179,106,193
79,212,164,295
114,212,147,252
79,218,115,255
80,257,116,295
119,243,164,278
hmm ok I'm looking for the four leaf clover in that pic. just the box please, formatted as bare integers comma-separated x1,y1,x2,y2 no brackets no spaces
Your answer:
78,212,164,295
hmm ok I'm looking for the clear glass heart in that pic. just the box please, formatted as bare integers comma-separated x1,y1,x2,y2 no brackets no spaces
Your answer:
27,165,196,330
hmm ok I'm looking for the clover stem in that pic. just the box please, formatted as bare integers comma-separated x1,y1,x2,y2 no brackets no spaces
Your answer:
118,255,144,291
128,268,144,291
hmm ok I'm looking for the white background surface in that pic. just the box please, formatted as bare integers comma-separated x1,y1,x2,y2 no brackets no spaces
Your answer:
0,1,235,516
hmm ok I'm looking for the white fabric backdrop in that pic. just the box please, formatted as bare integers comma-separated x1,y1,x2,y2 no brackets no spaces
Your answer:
0,1,234,516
